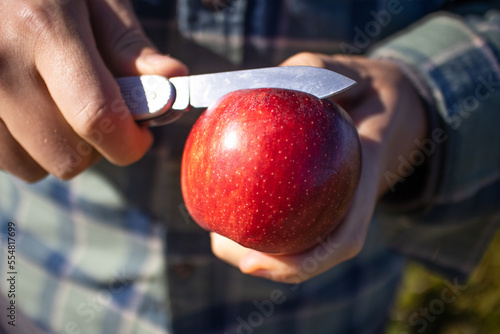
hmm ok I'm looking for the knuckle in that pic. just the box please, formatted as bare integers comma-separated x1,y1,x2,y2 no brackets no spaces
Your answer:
52,164,83,181
0,164,48,183
109,26,147,55
53,168,80,181
12,2,57,36
51,145,100,180
22,170,48,183
0,4,57,89
0,158,48,183
9,1,78,49
73,100,111,141
52,161,87,180
72,99,150,167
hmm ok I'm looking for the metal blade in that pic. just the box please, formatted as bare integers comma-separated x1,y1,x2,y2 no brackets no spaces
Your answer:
117,66,356,126
187,66,356,108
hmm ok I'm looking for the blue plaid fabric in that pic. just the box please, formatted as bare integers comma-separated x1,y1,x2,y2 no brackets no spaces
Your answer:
1,1,499,333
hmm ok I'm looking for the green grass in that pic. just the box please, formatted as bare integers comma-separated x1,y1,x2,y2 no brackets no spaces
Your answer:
387,229,500,334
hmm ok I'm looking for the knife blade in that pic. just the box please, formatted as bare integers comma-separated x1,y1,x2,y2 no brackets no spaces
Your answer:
116,66,355,126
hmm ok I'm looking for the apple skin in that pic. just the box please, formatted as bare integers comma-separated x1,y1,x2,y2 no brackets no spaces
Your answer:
181,88,361,254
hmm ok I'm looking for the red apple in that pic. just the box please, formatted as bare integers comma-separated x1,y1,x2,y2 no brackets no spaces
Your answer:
181,88,361,254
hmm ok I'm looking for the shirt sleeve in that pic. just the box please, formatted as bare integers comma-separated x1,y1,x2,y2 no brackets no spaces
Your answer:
368,6,500,281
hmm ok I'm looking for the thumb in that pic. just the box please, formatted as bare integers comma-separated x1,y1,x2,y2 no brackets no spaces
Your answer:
280,53,369,106
88,0,188,78
321,55,371,104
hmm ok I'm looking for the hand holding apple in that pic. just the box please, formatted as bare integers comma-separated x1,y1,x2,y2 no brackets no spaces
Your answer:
209,54,430,283
181,87,361,254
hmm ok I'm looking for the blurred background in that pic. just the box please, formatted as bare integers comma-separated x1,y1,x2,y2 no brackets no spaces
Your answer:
387,230,500,334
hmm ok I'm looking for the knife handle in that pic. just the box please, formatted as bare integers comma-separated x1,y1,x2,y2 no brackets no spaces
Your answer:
116,75,183,126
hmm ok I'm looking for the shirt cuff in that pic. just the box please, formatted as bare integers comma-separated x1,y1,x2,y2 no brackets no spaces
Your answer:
368,10,500,213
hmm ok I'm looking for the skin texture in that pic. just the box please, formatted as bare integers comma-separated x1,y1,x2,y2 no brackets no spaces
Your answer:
0,0,187,181
182,88,361,254
210,53,428,284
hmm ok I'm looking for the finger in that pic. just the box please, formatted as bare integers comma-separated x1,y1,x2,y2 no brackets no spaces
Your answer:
238,209,366,284
0,73,102,179
238,235,351,284
0,119,47,182
321,55,372,106
35,1,153,166
300,55,380,126
279,52,328,68
88,0,189,78
210,233,252,267
210,232,344,284
280,53,370,108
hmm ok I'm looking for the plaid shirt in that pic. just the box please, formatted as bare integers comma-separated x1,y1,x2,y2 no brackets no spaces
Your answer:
1,1,500,333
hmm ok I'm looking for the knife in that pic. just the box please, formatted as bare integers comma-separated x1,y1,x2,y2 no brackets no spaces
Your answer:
116,66,355,126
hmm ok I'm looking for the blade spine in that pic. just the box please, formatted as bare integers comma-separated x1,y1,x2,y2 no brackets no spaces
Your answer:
188,66,355,108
